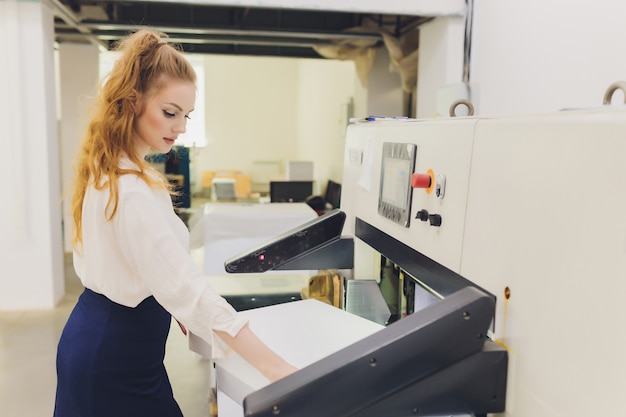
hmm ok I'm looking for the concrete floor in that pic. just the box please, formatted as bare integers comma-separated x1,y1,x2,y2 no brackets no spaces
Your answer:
0,254,212,417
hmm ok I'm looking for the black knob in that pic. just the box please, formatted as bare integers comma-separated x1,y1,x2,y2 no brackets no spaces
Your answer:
428,214,442,227
416,209,429,221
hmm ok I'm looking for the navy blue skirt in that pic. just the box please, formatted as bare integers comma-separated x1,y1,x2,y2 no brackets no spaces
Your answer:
54,288,183,417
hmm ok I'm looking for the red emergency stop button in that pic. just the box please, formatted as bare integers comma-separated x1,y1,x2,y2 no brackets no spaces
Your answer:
411,168,435,194
411,173,431,188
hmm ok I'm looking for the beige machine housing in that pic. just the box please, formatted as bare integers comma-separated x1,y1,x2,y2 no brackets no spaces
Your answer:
341,107,626,416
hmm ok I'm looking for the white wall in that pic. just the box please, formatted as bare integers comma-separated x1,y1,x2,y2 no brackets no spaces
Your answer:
471,0,626,115
295,58,361,194
59,43,99,252
196,55,299,175
416,16,466,118
415,1,626,118
192,54,364,195
367,46,405,118
0,1,64,310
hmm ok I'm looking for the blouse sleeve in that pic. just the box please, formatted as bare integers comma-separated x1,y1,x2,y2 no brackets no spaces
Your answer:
113,186,248,358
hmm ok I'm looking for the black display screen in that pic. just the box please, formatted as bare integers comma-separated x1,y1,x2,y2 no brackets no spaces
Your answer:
270,181,314,203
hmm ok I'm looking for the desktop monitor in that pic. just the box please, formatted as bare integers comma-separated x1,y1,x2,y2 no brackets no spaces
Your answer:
324,180,342,209
270,181,314,203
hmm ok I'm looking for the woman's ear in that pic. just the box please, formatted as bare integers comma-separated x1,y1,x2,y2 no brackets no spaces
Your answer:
128,89,142,114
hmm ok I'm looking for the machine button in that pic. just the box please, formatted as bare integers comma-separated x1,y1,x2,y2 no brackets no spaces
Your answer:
411,173,432,189
416,209,429,221
435,174,446,199
428,214,442,227
412,168,436,194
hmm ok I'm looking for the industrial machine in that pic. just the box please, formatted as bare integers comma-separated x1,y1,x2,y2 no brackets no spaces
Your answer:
195,105,626,416
339,107,626,415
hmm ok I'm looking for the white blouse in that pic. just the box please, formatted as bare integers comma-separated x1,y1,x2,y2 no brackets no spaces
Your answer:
73,158,247,357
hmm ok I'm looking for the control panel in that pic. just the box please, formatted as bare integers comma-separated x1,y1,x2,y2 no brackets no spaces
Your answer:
377,142,417,227
342,119,478,274
224,209,346,273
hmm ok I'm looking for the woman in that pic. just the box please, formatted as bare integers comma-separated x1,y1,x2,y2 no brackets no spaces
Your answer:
54,29,296,417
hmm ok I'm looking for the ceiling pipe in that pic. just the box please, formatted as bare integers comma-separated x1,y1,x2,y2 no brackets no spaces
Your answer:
44,0,109,51
56,32,336,49
75,22,384,42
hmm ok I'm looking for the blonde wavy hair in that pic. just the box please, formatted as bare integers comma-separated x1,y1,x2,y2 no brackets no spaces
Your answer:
71,29,197,247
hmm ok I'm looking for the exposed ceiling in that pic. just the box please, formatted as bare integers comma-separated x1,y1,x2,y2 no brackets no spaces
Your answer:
50,0,433,58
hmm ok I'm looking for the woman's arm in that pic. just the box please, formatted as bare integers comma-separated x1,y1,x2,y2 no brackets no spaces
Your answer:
215,325,298,382
112,184,296,375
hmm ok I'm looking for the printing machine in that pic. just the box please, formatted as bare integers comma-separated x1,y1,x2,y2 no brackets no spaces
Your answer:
193,104,626,416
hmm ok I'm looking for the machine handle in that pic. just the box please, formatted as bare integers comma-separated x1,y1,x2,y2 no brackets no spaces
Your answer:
449,99,475,117
603,81,626,105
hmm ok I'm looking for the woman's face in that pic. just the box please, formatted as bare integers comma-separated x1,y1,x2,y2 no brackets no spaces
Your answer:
134,76,196,157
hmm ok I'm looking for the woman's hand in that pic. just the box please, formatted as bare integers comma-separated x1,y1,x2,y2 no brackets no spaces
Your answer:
215,325,298,382
265,362,298,383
